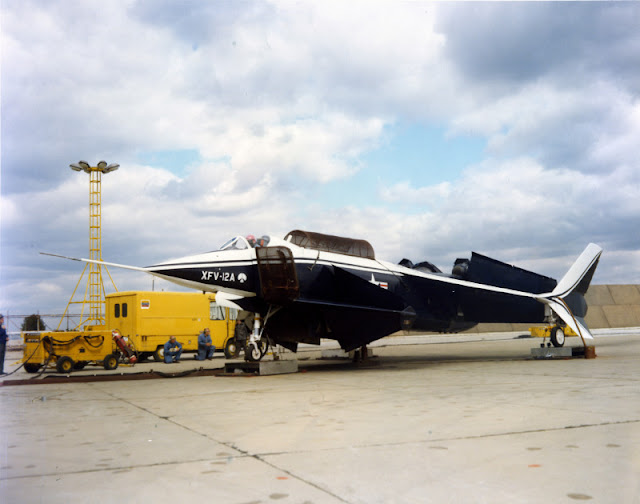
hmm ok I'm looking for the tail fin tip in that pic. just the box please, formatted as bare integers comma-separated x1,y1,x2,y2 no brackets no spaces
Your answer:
551,243,602,299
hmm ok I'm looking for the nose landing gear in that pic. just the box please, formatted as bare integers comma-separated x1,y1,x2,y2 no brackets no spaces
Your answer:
244,312,270,362
245,338,269,362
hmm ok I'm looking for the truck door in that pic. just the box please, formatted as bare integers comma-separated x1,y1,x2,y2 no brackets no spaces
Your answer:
225,307,238,339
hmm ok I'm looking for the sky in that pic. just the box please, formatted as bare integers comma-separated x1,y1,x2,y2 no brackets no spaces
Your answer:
1,1,640,318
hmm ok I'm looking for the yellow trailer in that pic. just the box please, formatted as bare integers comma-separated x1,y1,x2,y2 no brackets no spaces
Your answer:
22,327,118,373
106,291,240,361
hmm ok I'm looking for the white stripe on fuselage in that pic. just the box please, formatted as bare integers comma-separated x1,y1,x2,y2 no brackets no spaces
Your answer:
151,242,542,303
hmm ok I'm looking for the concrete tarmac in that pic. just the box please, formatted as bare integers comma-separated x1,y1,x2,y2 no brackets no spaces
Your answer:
1,331,639,503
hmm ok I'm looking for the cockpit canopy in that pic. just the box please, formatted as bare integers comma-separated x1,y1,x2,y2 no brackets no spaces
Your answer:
218,230,375,260
284,229,375,260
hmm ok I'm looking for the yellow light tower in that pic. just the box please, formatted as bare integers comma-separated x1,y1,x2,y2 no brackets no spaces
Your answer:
60,160,119,329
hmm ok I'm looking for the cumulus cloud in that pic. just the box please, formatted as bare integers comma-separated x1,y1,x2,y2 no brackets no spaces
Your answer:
436,2,640,91
449,81,640,175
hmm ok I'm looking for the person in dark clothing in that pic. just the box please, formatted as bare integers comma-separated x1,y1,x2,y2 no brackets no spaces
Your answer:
0,315,8,374
163,336,182,363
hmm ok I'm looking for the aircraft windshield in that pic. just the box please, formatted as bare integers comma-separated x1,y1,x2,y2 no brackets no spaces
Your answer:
219,236,250,251
219,235,271,251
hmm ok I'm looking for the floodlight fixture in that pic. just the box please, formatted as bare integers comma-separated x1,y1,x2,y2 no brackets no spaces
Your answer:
70,160,120,174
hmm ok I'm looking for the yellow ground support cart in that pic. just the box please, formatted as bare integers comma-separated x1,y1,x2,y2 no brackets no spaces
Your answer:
529,325,578,347
22,327,118,373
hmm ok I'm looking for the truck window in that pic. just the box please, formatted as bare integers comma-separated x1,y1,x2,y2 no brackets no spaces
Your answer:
228,308,238,320
210,302,225,320
122,303,128,317
114,303,120,318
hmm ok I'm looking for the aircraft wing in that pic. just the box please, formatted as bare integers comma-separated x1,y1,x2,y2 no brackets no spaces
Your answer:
40,252,149,273
416,243,602,341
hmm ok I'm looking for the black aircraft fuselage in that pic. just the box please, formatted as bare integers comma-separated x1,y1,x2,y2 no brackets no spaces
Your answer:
142,230,600,357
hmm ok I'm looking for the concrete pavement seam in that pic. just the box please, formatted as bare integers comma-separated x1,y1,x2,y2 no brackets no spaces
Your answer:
95,387,354,504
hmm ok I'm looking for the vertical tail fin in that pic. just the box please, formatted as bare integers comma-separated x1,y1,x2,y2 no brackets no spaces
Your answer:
539,244,602,341
550,243,602,299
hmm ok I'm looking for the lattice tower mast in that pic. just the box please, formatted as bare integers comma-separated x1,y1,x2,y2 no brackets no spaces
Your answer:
63,160,119,328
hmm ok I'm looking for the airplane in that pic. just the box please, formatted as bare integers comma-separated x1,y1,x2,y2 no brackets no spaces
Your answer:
43,229,602,362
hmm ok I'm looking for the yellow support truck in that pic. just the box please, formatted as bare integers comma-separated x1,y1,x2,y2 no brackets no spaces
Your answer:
22,291,241,373
108,291,240,362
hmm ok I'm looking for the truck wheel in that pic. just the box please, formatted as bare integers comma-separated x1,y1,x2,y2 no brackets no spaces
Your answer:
24,363,42,374
103,354,119,370
224,338,240,359
153,346,165,362
56,356,74,374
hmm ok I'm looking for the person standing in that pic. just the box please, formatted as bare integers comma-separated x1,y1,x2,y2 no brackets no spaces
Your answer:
0,315,8,374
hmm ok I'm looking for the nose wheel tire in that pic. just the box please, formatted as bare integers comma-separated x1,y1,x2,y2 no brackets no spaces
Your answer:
245,339,268,362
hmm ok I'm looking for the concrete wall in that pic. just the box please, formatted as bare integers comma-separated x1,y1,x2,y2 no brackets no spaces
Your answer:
582,284,640,329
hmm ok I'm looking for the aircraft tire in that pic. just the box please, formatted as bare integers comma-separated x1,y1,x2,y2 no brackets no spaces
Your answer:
550,326,565,347
245,342,261,362
244,340,267,362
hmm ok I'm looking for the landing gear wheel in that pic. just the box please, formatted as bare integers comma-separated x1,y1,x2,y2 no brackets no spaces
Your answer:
224,337,240,359
550,326,566,347
245,339,268,362
103,354,119,370
24,363,42,374
56,356,74,374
